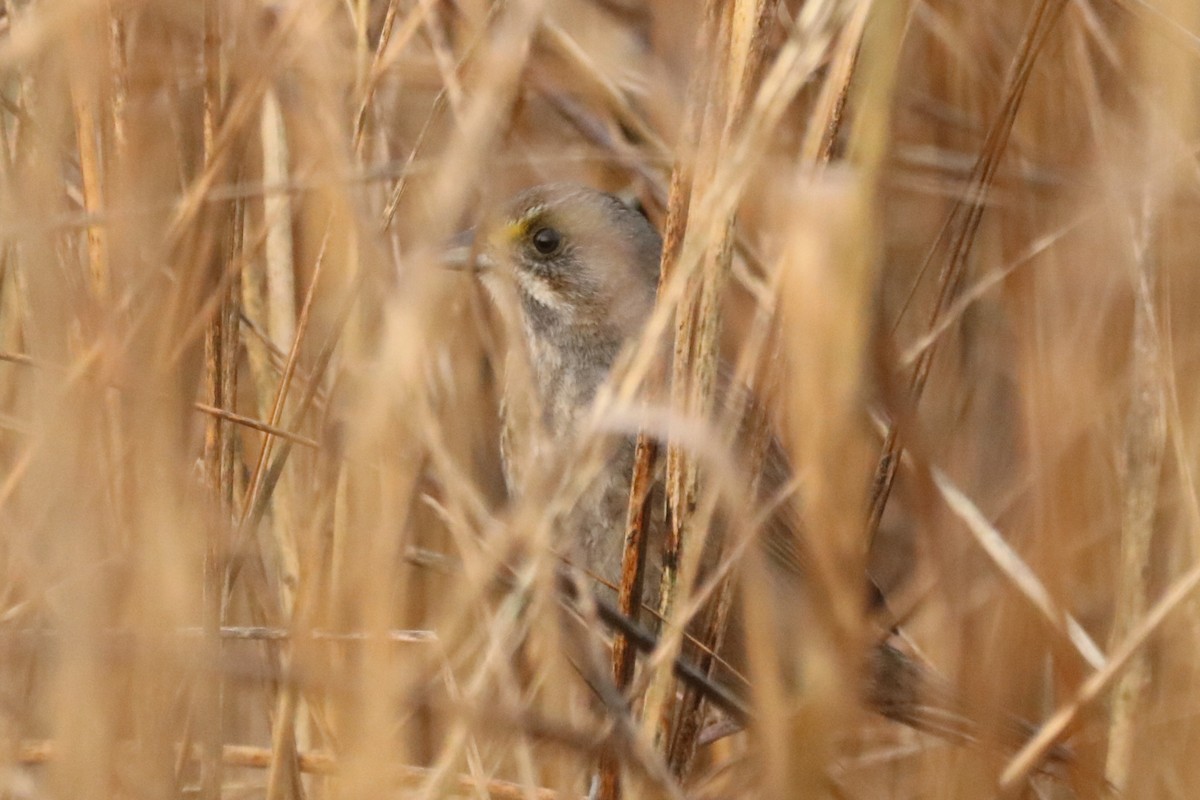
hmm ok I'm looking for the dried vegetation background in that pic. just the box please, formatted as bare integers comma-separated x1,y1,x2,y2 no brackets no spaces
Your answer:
2,0,1200,797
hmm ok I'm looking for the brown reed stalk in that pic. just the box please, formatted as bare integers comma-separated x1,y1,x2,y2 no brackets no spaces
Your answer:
199,4,229,800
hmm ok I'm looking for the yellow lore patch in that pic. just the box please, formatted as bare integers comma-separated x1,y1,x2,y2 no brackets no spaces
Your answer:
497,204,547,246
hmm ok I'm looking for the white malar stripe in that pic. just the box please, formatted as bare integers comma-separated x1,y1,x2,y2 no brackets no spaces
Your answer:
515,269,570,313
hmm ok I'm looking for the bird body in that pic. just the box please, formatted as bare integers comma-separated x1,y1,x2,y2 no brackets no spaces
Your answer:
461,181,961,722
447,182,1065,763
472,184,672,602
476,184,806,608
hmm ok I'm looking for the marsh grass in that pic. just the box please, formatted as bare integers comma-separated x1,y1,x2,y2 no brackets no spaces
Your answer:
2,0,1200,797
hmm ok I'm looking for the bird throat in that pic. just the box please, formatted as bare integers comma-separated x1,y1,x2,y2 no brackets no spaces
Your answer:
522,322,623,437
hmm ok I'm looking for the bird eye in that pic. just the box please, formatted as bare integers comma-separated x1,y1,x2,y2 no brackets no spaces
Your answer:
530,226,562,256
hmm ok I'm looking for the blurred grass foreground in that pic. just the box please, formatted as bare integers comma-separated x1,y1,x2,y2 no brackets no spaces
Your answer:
4,0,1200,798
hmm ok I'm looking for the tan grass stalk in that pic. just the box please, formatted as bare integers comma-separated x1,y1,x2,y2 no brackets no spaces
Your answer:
67,37,108,299
16,740,568,800
930,466,1106,670
256,86,308,782
1102,268,1163,789
999,551,1200,791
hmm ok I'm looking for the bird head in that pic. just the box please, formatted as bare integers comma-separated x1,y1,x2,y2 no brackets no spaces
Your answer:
451,184,662,343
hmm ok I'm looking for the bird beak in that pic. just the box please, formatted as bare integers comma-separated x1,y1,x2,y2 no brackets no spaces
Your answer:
442,228,496,273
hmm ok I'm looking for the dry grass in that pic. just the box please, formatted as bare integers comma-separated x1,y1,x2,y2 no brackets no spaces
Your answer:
3,0,1200,797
